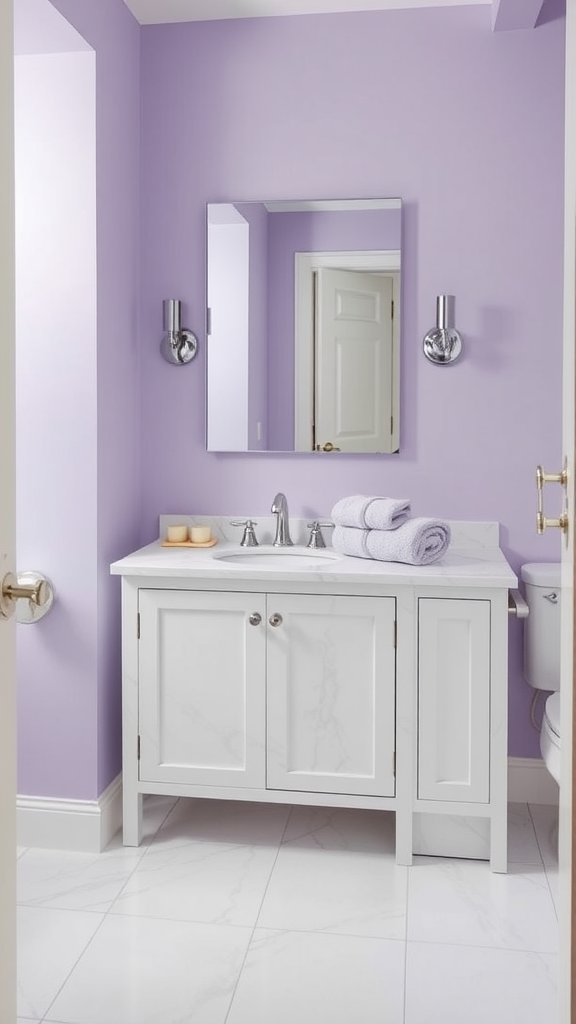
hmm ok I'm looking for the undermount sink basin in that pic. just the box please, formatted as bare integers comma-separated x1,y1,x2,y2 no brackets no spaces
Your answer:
213,547,341,568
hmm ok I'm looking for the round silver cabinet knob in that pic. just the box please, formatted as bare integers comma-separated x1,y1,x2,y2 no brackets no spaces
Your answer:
269,613,283,627
249,612,262,626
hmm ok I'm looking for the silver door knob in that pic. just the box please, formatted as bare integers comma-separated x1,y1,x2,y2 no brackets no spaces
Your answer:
0,571,51,621
249,612,262,626
269,613,283,627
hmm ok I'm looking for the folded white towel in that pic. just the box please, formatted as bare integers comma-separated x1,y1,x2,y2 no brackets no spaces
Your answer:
332,525,369,558
333,518,451,566
331,495,411,531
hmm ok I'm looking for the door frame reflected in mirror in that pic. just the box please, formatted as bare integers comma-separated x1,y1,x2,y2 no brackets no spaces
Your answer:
294,249,401,453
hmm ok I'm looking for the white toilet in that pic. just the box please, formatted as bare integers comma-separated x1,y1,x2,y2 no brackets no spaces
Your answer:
521,562,561,785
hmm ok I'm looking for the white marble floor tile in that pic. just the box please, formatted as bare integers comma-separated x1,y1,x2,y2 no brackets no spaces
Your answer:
407,856,558,952
156,797,291,847
110,839,278,926
257,845,408,940
17,845,144,913
282,805,396,853
17,906,104,1020
44,914,251,1024
405,941,557,1024
507,802,544,865
226,928,405,1024
530,802,559,912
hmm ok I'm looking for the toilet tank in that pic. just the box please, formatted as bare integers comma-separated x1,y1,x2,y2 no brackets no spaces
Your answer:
521,562,561,692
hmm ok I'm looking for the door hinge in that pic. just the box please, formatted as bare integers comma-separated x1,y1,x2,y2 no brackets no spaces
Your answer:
393,620,397,648
390,414,394,435
391,299,394,319
206,307,212,336
393,751,396,777
137,735,141,760
137,612,140,639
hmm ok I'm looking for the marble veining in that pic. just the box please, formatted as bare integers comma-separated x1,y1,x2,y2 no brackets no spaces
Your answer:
112,519,516,589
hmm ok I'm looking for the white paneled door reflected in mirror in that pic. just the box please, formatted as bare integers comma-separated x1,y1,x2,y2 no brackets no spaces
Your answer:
206,198,401,454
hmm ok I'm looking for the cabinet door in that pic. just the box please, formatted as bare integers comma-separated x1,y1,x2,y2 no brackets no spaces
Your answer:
138,590,266,788
267,594,396,796
418,598,490,803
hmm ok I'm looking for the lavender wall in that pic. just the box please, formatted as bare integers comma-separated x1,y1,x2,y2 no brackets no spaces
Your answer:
140,5,565,758
15,48,98,798
16,0,141,801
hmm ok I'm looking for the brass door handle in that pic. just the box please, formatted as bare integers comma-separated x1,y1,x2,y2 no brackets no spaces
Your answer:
0,571,52,621
536,463,568,534
316,442,341,452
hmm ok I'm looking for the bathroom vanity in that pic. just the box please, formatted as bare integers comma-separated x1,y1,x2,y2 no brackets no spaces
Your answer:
111,519,517,871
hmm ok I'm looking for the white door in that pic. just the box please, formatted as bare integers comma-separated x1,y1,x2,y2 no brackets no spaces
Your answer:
138,589,267,788
315,268,395,453
266,594,396,796
559,3,576,1019
0,0,16,1019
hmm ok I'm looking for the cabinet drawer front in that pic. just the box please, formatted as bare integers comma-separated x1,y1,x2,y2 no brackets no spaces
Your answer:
418,598,490,803
138,590,266,788
267,594,396,797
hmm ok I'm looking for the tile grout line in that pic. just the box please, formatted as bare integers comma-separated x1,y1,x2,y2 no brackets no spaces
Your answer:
17,800,177,1024
222,803,295,1024
527,802,559,922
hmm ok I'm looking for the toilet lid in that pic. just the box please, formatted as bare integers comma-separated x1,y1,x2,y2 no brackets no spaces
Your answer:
544,693,561,739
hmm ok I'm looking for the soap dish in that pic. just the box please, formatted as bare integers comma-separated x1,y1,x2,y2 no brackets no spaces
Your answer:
161,538,218,549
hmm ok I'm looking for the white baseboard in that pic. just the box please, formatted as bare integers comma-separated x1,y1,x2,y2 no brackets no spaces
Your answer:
17,774,123,853
16,761,557,854
508,756,559,805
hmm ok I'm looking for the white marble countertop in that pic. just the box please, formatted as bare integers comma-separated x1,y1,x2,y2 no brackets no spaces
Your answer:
110,519,517,590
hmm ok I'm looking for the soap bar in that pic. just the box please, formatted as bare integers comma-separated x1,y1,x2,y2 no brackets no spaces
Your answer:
190,525,212,543
167,524,188,543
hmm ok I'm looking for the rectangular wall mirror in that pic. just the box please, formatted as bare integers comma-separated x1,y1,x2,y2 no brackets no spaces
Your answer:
206,198,402,454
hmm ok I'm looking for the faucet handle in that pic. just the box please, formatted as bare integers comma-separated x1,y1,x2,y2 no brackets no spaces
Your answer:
230,519,259,547
306,521,334,549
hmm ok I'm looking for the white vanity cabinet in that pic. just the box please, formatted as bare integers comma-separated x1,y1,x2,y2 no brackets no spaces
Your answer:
112,523,516,872
137,589,396,799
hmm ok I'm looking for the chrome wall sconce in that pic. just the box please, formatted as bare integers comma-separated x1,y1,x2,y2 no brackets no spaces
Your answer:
160,299,198,365
423,295,463,365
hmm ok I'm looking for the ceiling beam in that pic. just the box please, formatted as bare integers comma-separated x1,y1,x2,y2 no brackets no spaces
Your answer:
492,0,545,31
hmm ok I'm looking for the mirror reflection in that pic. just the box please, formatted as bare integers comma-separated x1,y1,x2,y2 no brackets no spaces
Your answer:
206,198,401,453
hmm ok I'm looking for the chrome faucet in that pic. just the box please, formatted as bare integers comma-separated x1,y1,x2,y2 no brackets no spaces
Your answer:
271,492,293,547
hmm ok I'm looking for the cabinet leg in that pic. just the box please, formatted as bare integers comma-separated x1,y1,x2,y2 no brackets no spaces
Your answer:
490,813,508,873
123,791,143,847
395,809,413,866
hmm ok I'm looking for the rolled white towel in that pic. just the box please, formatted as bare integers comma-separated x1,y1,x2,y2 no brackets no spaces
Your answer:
331,495,411,531
366,518,451,565
332,525,369,558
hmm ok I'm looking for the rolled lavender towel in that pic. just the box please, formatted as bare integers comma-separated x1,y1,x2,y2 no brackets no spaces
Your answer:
332,525,370,558
331,495,411,531
366,518,451,565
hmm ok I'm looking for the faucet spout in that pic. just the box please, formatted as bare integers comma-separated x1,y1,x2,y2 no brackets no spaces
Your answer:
271,492,294,547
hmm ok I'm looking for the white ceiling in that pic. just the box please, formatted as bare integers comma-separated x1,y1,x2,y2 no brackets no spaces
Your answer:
122,0,489,27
